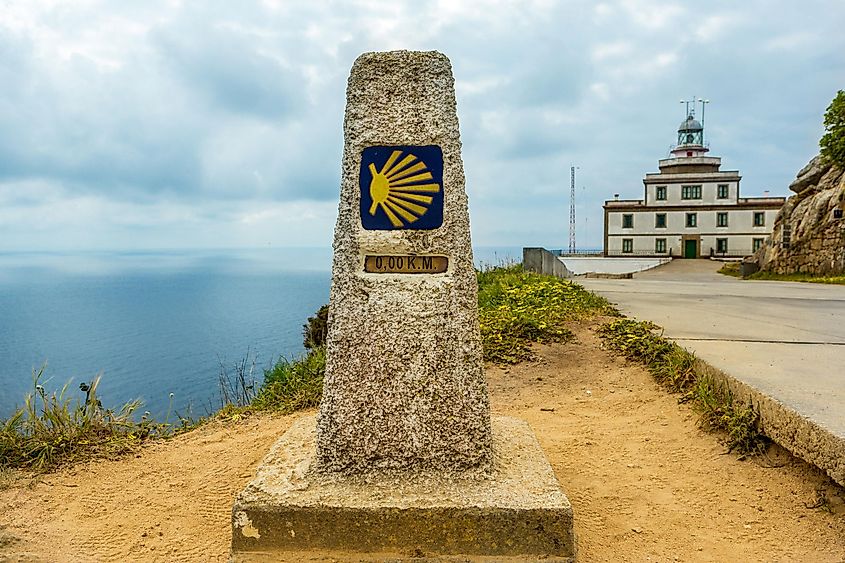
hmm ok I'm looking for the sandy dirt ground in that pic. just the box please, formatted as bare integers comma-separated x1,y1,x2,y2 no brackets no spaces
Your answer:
1,319,844,562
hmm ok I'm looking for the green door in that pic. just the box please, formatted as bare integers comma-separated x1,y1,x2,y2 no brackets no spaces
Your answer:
684,239,697,259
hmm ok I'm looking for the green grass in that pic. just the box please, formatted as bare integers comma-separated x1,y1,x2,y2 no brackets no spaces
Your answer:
717,262,742,278
477,264,616,363
0,350,328,472
746,271,845,285
251,347,325,413
0,368,184,472
718,262,845,285
597,318,767,455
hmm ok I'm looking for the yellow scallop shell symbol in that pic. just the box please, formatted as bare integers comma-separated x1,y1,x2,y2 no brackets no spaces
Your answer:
368,150,441,228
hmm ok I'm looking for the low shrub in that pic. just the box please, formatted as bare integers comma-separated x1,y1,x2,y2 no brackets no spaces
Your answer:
302,304,329,349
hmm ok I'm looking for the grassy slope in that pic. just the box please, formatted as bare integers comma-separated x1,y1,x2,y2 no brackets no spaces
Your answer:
2,265,764,472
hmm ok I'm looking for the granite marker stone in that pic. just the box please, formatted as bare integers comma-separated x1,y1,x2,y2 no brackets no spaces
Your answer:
315,50,492,474
232,51,574,561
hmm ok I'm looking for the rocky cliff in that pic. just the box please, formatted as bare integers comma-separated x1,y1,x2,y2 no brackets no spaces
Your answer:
756,156,845,274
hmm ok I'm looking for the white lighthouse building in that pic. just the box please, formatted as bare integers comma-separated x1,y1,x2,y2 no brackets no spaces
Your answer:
603,101,785,258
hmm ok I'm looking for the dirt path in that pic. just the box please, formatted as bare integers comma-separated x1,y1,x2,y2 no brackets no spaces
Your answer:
2,319,844,562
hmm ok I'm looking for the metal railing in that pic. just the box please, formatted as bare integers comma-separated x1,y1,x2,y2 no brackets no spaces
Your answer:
604,250,675,257
709,248,758,258
548,249,604,257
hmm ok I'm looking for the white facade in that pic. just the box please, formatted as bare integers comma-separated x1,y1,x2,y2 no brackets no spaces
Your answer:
604,116,785,258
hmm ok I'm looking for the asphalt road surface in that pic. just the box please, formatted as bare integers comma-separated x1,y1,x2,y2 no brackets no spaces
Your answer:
579,259,845,439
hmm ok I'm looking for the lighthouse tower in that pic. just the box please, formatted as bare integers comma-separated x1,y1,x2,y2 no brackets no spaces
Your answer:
602,97,786,259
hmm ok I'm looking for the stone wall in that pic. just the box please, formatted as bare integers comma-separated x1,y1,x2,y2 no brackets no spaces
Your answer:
756,156,845,275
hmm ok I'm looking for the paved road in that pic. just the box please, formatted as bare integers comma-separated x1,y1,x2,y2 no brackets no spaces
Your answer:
579,260,845,439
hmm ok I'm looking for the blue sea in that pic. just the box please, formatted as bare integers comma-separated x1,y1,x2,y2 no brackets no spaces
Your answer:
0,247,520,420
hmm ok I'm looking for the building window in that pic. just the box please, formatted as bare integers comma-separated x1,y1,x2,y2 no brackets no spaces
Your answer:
752,238,764,252
655,213,667,228
717,212,728,227
753,212,765,226
686,213,697,227
622,214,633,228
655,238,667,253
681,185,702,200
716,238,728,254
656,186,667,200
622,239,633,254
717,184,729,199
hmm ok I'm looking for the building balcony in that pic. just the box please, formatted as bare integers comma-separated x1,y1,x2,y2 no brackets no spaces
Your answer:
658,156,720,167
604,199,643,207
738,196,787,204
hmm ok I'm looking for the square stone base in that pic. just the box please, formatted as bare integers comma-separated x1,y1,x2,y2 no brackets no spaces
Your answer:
231,414,574,562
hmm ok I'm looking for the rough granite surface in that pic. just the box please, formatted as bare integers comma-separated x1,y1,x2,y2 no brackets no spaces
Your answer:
314,50,492,474
755,155,845,275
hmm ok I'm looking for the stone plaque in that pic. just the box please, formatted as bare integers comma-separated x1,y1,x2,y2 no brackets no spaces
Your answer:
315,50,492,474
363,255,448,274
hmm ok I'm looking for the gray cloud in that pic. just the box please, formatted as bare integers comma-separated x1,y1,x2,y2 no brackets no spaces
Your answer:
153,22,306,121
0,0,843,250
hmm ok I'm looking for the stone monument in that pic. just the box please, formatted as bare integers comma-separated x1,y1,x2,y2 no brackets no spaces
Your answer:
231,50,574,561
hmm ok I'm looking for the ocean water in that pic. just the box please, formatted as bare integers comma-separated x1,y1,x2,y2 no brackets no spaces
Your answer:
0,246,521,420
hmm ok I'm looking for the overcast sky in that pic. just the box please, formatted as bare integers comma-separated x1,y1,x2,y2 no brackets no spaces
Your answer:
1,0,842,252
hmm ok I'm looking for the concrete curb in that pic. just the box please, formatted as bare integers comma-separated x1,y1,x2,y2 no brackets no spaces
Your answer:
695,358,845,487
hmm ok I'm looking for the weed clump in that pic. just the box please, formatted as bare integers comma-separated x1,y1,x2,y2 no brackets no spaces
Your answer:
692,376,763,455
597,318,767,455
597,319,695,392
0,369,174,472
477,264,614,363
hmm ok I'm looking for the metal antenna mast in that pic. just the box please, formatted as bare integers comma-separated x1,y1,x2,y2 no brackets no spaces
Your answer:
569,166,576,254
700,98,710,144
680,96,696,118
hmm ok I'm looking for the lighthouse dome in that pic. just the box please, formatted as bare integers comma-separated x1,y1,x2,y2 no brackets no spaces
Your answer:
678,116,703,132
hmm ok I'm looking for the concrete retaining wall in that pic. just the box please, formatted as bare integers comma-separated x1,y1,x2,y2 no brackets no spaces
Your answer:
697,359,845,487
560,257,671,275
522,248,572,278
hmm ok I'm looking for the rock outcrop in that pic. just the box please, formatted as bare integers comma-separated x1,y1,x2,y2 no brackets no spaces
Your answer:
756,156,845,275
